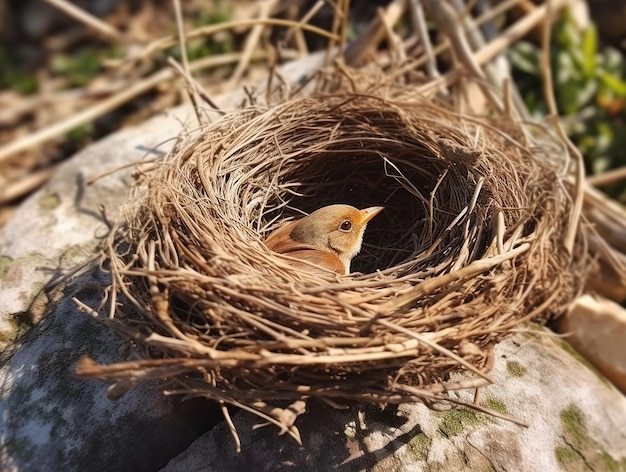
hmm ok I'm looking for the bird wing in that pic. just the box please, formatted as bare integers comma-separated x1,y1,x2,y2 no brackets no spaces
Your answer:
264,222,345,275
263,220,299,253
280,247,346,275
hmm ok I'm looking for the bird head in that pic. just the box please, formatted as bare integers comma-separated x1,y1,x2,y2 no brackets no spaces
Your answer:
289,204,384,269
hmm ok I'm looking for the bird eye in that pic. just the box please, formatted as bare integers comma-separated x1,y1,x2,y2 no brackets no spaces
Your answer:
339,220,352,231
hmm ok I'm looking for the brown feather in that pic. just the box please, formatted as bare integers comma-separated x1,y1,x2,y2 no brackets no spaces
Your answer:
265,220,345,274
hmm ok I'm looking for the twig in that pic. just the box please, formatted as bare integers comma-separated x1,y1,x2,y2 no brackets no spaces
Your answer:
72,297,101,318
42,0,125,42
409,0,440,80
444,396,530,427
228,0,278,87
0,68,170,164
339,0,351,55
344,0,405,66
322,0,343,71
395,384,530,427
586,166,626,187
283,0,325,48
0,85,125,126
417,0,572,94
220,401,242,453
0,167,56,204
0,49,299,163
376,318,495,384
454,0,528,119
190,48,300,73
166,57,223,119
137,19,339,63
540,0,585,254
380,243,530,311
451,0,509,82
172,0,203,124
423,0,503,112
388,0,522,82
377,7,405,63
424,0,485,80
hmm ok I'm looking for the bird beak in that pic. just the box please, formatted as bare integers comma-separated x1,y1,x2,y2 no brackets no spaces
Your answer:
359,206,384,225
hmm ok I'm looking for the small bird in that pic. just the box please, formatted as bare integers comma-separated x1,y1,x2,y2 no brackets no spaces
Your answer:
265,204,384,275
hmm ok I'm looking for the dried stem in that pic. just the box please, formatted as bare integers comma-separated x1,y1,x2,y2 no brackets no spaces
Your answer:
42,0,124,42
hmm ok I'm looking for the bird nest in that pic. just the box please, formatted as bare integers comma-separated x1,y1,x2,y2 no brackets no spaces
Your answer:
75,69,586,442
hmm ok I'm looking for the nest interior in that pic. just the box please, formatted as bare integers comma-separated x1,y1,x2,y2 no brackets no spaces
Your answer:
79,78,586,420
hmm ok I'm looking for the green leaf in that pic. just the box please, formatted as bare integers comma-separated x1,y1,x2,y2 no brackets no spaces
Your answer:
554,14,580,49
555,49,575,85
595,121,614,154
581,26,598,77
67,122,94,144
598,71,626,97
568,45,587,78
50,48,102,87
555,70,595,113
602,47,624,73
507,42,541,75
576,79,598,107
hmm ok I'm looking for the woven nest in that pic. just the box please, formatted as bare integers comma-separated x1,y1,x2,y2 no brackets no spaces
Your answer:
76,70,586,439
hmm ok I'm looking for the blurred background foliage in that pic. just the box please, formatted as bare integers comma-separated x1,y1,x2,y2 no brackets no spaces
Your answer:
1,0,625,226
509,8,626,202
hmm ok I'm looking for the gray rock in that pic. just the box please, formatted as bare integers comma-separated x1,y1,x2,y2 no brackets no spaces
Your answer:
0,107,220,472
0,104,181,345
559,294,626,393
161,330,626,471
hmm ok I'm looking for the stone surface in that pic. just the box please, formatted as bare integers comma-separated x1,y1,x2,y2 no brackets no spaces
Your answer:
161,330,626,471
559,294,626,393
0,101,181,348
0,55,323,471
0,108,219,472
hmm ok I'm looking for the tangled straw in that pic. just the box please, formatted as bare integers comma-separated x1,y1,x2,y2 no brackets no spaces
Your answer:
75,72,586,443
